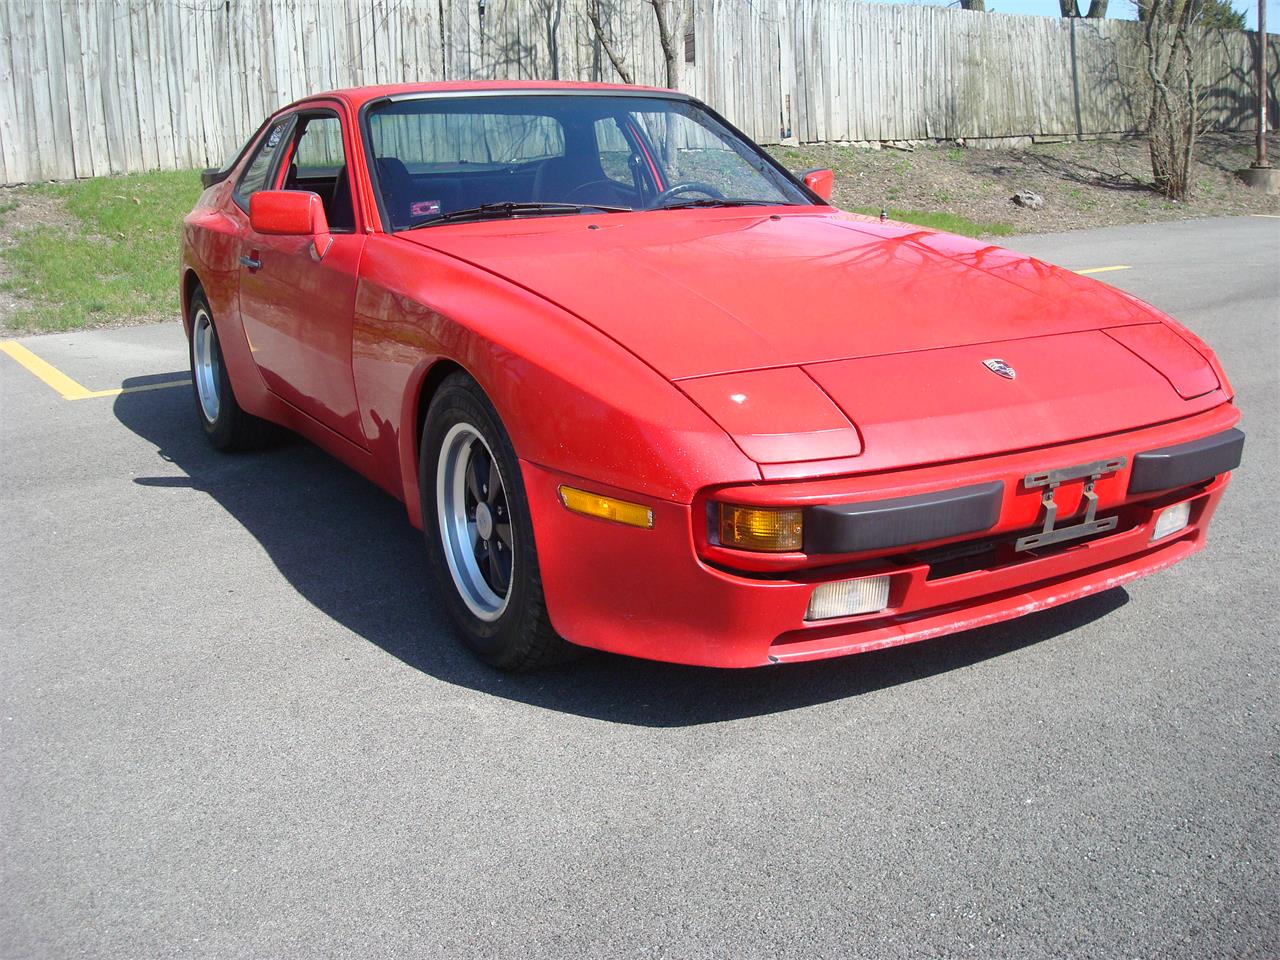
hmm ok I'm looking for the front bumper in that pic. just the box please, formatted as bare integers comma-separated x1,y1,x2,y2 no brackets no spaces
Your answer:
521,406,1241,668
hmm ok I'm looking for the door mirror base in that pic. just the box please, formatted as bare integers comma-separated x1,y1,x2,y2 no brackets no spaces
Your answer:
798,167,835,202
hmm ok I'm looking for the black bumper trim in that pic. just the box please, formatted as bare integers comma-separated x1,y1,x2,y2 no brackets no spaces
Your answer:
1128,427,1244,494
804,481,1005,555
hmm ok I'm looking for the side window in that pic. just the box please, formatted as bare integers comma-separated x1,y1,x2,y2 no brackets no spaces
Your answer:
594,118,638,190
285,114,355,232
629,107,776,198
234,116,295,211
293,115,345,173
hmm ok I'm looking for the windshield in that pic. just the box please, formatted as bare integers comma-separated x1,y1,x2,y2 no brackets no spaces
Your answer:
364,94,812,229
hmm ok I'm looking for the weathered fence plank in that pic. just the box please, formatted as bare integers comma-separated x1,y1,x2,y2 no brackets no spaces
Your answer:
0,0,1275,185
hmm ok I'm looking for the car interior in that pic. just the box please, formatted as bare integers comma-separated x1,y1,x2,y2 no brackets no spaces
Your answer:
375,124,644,228
281,160,355,231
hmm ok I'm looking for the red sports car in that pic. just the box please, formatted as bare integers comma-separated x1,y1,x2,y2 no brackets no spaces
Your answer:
181,81,1244,670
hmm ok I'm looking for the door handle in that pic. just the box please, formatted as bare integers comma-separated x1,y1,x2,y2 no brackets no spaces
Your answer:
239,254,262,271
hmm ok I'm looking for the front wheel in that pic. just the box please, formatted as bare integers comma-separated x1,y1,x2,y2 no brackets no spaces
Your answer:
420,373,577,671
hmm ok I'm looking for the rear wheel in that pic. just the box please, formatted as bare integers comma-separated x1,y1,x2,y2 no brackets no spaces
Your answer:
421,372,577,671
188,287,275,451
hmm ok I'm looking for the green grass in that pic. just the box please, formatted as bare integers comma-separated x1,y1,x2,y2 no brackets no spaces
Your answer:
0,166,1013,331
853,206,1014,238
1,169,202,332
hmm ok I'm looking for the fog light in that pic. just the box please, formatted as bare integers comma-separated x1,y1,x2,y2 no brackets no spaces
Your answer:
805,575,891,621
717,504,803,552
1151,500,1191,541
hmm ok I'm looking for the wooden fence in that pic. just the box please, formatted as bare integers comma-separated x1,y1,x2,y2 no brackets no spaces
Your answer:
0,0,1275,185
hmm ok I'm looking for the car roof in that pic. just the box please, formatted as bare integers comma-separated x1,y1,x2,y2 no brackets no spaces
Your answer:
287,80,684,113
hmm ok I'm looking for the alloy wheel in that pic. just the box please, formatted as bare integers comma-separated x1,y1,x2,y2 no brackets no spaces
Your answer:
191,306,222,424
436,422,515,621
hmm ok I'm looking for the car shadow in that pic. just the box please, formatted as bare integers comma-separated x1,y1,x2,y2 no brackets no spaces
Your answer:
115,377,1129,728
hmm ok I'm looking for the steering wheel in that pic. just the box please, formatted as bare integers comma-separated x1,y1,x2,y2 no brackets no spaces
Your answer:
651,181,726,206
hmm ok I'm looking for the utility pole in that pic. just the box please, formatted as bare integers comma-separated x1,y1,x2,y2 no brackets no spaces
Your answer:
1257,0,1269,168
1240,0,1276,189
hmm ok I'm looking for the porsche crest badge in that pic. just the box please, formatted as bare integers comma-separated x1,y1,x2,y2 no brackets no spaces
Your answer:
983,358,1016,380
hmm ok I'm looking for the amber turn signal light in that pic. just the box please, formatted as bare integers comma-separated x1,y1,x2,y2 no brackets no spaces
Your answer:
716,503,804,552
558,485,654,529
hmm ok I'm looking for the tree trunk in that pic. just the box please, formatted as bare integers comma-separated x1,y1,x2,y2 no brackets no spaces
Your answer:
648,0,684,90
1059,0,1079,16
646,0,684,173
960,0,986,11
1085,0,1108,17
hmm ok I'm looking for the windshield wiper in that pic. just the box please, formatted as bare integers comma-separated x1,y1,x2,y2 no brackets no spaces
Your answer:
408,201,631,229
651,198,785,211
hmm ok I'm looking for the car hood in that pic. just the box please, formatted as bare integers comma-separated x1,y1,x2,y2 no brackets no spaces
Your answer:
404,209,1226,467
404,208,1162,378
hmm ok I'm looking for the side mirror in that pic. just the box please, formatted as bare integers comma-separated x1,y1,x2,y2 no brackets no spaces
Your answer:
799,168,835,202
249,190,333,259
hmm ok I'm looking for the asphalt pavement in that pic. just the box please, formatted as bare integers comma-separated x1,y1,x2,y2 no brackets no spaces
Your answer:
1,215,1277,959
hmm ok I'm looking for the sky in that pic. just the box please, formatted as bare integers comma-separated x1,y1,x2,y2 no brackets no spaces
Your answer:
858,0,1276,30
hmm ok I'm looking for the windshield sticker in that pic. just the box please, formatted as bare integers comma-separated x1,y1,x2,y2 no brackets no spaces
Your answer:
267,125,285,148
411,200,441,218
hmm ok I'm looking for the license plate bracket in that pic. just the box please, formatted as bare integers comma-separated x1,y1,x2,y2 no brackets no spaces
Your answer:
1015,457,1126,552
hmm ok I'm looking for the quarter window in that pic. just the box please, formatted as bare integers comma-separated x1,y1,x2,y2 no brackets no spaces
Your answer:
234,116,295,211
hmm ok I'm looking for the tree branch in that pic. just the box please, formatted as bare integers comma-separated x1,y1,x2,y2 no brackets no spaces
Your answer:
586,0,633,85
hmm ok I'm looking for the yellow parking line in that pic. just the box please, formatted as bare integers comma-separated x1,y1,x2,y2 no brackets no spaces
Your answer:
1252,214,1280,219
0,339,188,401
0,340,97,399
1075,265,1132,275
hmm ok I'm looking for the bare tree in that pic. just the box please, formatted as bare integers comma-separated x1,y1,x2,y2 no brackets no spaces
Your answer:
1136,0,1203,199
585,0,684,90
585,0,687,172
1059,0,1109,16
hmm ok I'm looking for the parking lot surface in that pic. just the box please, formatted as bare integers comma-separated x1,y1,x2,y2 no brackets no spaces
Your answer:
2,216,1277,959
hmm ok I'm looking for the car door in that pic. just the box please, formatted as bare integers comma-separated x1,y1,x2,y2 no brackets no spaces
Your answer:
235,107,368,447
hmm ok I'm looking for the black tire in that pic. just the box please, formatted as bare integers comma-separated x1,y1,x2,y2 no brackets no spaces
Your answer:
420,372,578,671
188,286,277,452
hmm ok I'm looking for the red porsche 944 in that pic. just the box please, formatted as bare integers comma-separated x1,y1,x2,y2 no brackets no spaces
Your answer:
181,82,1244,670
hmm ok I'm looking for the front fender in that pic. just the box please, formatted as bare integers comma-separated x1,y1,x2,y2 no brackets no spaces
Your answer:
351,235,760,527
